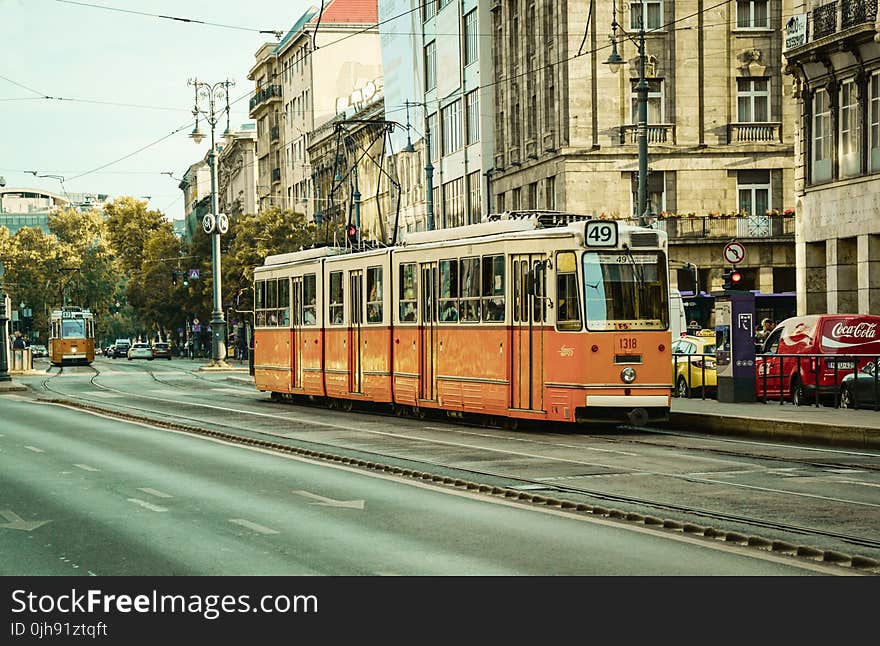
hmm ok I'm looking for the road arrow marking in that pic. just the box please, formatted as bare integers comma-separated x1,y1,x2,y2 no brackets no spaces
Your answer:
292,490,365,510
229,518,279,535
138,487,173,498
25,446,44,453
0,510,50,531
73,464,99,472
126,498,168,512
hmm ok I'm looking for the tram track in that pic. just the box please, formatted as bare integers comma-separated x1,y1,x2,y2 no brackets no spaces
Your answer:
30,362,880,572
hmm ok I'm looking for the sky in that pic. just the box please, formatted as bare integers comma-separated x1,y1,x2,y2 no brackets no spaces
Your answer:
0,0,316,221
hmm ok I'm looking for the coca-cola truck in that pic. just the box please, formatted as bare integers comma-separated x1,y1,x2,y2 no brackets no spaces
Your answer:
754,314,880,405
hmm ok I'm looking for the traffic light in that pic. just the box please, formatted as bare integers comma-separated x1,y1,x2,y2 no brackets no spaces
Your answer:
722,267,743,290
346,223,358,245
182,273,189,287
171,271,178,285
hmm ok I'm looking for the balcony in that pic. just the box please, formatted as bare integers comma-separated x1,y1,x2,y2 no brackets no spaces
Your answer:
249,85,282,113
630,214,795,240
727,122,783,143
619,124,676,145
271,168,282,184
787,0,877,53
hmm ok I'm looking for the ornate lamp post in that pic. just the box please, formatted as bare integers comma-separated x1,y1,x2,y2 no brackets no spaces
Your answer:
404,100,434,231
188,77,234,368
606,0,655,227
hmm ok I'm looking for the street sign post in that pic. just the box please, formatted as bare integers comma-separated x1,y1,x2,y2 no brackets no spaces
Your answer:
723,241,746,265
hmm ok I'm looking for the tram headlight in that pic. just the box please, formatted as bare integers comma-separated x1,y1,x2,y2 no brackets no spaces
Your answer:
620,367,637,384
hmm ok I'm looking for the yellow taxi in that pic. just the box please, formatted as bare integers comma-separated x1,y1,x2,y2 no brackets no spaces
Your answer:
671,329,717,398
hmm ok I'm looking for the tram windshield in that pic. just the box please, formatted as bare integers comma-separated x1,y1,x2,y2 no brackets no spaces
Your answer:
583,251,669,331
61,319,86,338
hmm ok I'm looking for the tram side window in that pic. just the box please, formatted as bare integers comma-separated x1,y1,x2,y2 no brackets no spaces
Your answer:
459,257,481,322
329,271,344,325
481,254,505,321
399,263,417,321
278,278,290,326
533,260,546,323
556,251,582,331
303,273,317,325
255,280,266,326
439,259,459,322
366,266,383,323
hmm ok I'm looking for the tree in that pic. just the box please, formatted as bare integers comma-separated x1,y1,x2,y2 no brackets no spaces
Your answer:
104,197,171,275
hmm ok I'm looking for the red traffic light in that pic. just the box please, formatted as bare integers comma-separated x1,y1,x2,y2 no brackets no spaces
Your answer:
730,270,742,284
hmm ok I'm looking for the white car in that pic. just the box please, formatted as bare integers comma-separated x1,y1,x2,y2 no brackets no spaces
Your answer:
127,343,153,360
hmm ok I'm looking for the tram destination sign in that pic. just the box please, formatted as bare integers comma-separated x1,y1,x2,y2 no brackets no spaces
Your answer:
584,220,618,247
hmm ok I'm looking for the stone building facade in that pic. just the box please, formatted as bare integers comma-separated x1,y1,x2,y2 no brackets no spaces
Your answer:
783,0,880,314
488,0,797,293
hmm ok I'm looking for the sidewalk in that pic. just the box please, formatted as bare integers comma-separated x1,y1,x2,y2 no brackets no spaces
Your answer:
671,396,880,449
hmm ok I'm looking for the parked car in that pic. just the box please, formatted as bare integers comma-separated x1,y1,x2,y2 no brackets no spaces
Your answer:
111,339,131,358
127,342,153,360
151,342,172,360
29,344,48,358
671,329,717,398
755,314,880,405
840,362,880,409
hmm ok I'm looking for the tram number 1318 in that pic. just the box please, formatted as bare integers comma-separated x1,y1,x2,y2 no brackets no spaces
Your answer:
584,220,618,247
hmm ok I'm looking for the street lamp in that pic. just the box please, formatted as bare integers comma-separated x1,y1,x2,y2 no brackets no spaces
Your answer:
404,100,434,231
0,260,10,381
606,0,655,227
188,76,235,368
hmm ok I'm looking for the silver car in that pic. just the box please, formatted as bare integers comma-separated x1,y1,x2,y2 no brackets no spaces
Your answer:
127,343,153,360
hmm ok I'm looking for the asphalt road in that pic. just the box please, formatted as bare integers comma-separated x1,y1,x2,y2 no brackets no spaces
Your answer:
0,386,840,576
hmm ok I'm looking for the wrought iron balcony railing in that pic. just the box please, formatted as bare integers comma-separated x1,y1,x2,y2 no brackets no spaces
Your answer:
249,85,282,112
622,214,795,239
619,124,676,145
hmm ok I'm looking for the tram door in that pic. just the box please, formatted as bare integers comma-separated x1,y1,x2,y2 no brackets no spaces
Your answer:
348,270,363,394
419,263,438,401
291,276,304,389
511,255,546,411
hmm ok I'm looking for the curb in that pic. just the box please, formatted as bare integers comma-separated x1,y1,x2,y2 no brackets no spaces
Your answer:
669,411,880,450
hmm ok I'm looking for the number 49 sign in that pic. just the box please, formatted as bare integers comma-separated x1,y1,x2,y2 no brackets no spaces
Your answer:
584,220,618,247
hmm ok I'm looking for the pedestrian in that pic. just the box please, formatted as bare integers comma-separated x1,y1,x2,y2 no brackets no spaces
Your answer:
755,318,774,344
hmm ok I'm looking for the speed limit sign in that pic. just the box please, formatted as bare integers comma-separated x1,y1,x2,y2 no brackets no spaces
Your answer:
723,241,746,265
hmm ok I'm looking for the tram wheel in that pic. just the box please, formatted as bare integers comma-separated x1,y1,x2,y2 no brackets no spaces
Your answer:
340,399,353,412
503,417,519,431
412,406,426,420
393,404,407,417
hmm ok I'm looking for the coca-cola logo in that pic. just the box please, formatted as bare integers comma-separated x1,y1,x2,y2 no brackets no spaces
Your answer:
831,321,878,339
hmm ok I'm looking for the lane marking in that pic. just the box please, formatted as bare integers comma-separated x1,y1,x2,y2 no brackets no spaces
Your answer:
292,490,365,510
126,498,168,512
137,487,173,498
836,479,880,489
24,446,44,453
228,518,279,535
73,464,99,472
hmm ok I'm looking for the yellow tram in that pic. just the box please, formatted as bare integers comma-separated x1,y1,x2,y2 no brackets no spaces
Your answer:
49,306,95,366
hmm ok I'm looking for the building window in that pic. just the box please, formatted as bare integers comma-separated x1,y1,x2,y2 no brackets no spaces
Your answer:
737,78,769,122
464,9,479,66
467,171,481,224
812,88,832,183
466,90,480,145
840,79,861,178
425,41,437,90
871,72,880,172
737,170,771,216
546,176,556,209
736,0,769,29
443,177,465,228
423,0,435,21
441,100,462,156
527,182,538,209
630,0,662,30
631,171,665,216
630,79,664,123
512,187,521,210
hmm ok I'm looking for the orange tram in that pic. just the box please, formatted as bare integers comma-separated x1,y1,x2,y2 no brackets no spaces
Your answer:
252,212,673,427
49,306,95,366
